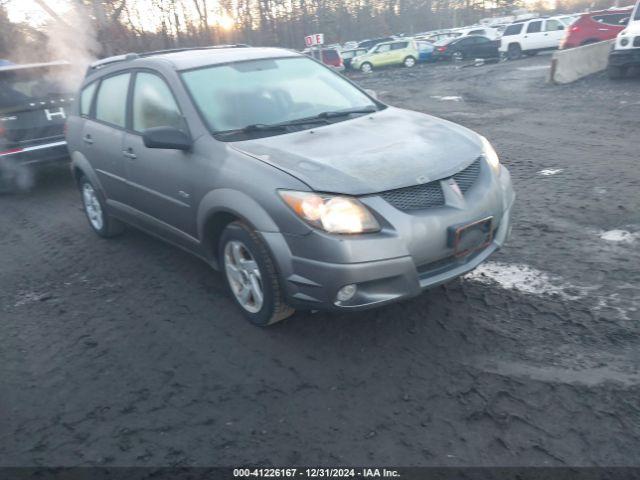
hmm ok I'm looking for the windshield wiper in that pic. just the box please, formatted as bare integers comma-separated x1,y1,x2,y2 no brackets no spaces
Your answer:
316,106,378,119
215,107,378,138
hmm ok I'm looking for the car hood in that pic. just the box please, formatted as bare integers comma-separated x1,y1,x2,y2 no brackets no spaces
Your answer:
230,106,483,196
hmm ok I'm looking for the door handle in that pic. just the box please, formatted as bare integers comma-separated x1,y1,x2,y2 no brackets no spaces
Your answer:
83,135,94,145
122,149,137,160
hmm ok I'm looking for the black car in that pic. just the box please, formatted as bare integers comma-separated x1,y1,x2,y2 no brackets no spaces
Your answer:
357,37,395,50
432,36,500,61
340,48,369,69
0,61,74,192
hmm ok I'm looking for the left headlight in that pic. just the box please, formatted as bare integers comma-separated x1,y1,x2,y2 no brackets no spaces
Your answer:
480,136,501,175
279,190,381,234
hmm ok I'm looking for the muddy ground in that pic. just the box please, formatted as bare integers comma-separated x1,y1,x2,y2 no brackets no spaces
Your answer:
1,54,639,467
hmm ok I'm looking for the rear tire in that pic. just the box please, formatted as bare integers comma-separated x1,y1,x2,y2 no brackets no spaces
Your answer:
507,43,522,60
219,221,294,326
607,64,627,79
79,175,125,238
403,56,416,67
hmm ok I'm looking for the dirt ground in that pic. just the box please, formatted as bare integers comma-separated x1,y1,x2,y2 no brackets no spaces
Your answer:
1,54,639,467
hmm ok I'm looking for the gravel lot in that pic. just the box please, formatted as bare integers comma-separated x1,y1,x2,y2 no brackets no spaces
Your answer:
1,54,639,467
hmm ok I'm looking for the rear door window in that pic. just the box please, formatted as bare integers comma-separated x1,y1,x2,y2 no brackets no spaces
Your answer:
527,21,542,33
503,24,523,36
132,72,184,133
95,72,130,128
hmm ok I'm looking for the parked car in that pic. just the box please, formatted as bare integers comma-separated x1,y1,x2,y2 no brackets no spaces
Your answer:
340,48,369,69
608,0,640,78
0,61,74,192
357,37,396,50
66,46,514,325
499,16,573,59
454,26,501,41
432,36,500,61
560,7,632,49
416,40,436,62
351,40,420,72
303,48,345,71
423,31,460,43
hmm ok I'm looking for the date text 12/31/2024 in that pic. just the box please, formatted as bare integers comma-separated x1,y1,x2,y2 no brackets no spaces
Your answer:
233,468,401,478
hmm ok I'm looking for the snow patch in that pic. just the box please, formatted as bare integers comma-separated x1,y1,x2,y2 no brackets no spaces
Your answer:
466,262,584,300
538,168,563,176
518,65,550,71
431,95,462,101
600,229,638,243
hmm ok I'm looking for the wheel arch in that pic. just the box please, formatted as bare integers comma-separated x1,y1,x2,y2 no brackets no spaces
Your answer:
197,188,281,267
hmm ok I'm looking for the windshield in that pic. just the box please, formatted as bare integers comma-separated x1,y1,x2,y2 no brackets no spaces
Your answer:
181,56,377,136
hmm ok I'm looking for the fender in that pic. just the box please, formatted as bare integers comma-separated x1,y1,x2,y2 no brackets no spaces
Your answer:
197,188,280,239
70,150,104,194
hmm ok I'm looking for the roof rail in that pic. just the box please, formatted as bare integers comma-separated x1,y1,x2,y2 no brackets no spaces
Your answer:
87,44,250,73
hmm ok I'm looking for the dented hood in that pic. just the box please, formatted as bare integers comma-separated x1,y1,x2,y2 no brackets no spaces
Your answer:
231,106,483,195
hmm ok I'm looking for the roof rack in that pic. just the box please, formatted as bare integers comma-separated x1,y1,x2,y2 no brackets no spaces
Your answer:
87,44,250,72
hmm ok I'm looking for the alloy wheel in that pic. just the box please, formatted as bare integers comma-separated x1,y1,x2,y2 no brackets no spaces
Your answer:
224,240,264,313
82,183,104,231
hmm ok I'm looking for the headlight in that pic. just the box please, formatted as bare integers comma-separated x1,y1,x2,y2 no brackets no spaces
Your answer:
480,136,501,175
279,190,380,234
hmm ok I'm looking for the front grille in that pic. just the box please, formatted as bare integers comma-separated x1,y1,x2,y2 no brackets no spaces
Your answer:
379,157,481,211
379,181,445,211
452,158,481,193
634,37,640,47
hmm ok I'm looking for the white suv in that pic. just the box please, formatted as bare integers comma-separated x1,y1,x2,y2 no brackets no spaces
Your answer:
608,0,640,78
499,17,570,59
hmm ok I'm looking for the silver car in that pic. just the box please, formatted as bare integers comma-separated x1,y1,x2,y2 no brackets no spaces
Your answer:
66,46,515,326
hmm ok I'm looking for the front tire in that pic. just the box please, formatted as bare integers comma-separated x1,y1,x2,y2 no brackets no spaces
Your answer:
219,221,294,326
79,175,124,238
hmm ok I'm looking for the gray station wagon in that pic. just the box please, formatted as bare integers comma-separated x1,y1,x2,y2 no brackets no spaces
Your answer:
66,46,515,326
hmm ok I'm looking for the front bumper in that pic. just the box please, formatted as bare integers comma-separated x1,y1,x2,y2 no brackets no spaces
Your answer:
263,162,515,312
608,48,640,67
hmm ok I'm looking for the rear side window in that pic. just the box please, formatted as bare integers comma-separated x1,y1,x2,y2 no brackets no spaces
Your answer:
503,24,523,36
80,82,97,116
527,21,542,33
322,50,340,62
469,29,485,35
592,13,630,25
95,73,130,128
545,19,563,31
132,72,184,133
391,42,409,50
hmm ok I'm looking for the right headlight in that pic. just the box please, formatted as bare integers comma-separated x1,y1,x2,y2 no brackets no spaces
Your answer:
480,136,501,176
279,190,380,234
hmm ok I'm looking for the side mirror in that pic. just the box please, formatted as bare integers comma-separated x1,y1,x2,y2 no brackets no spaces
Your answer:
142,126,192,150
558,25,564,30
365,89,378,100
